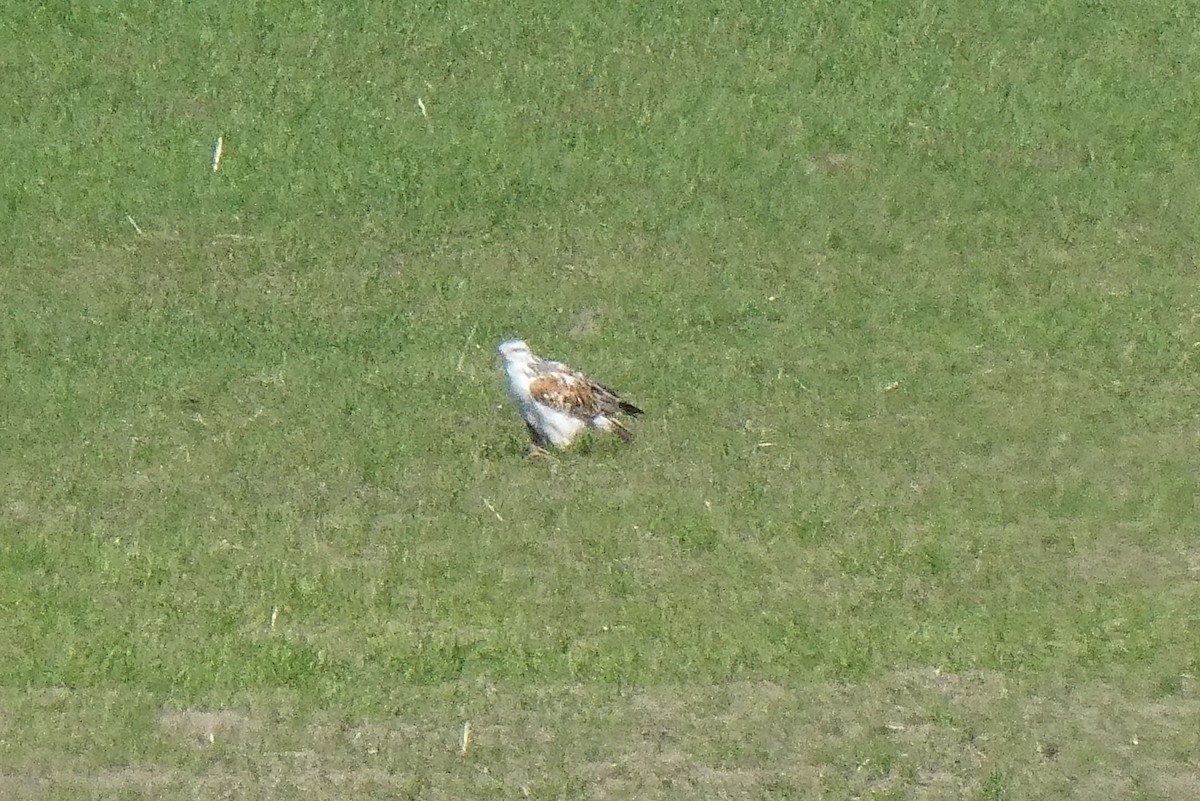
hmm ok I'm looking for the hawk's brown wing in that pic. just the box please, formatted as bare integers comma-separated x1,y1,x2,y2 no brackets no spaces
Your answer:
529,368,642,420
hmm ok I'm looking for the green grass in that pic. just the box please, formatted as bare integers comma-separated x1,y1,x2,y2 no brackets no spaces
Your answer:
3,0,1199,796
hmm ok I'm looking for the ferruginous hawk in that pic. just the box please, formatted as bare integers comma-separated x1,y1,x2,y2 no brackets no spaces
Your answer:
498,339,644,454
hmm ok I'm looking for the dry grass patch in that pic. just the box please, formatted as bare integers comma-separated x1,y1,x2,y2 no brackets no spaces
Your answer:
2,673,1199,799
158,709,255,748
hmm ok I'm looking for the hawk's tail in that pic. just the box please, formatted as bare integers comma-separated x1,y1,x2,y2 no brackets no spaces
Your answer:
611,418,635,442
594,414,637,443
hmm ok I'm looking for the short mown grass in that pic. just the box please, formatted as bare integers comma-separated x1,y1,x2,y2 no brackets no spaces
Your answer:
3,0,1198,797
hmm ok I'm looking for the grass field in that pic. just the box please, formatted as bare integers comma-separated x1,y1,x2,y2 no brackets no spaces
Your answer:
3,0,1199,797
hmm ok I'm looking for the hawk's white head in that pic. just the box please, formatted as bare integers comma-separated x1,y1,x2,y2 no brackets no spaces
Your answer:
497,338,533,366
498,338,539,405
498,339,536,385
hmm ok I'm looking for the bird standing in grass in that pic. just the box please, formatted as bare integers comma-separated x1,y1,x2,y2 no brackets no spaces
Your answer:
498,339,644,455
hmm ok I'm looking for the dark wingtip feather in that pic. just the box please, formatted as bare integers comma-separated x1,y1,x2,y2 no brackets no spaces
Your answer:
619,401,644,417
